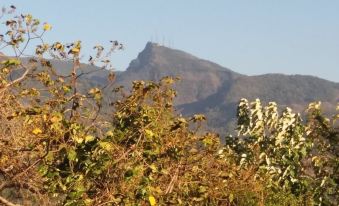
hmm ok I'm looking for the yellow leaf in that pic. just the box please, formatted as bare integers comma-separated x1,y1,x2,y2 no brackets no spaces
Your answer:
73,136,84,144
43,23,52,31
43,114,47,121
32,128,42,135
88,87,100,95
149,195,156,206
54,42,64,51
70,48,80,54
106,130,113,137
2,67,9,74
25,14,33,24
74,40,81,48
85,135,95,143
192,114,206,122
145,129,155,138
99,142,113,152
50,113,63,123
149,164,157,173
161,76,175,85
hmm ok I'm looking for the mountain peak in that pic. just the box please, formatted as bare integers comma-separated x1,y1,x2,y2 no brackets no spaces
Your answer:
145,41,160,48
143,41,198,58
127,42,237,75
140,42,170,57
118,42,241,106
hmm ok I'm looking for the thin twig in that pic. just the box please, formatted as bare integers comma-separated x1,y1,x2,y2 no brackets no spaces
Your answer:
0,195,22,206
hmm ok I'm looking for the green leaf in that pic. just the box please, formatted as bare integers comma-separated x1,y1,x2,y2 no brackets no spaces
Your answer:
62,85,71,93
67,149,77,161
229,193,234,202
1,58,21,67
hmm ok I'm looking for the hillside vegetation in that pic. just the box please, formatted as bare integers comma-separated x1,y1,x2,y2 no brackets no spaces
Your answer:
115,42,339,134
0,7,338,206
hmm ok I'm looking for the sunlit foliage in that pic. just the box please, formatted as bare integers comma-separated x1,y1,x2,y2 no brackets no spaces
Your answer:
0,6,337,206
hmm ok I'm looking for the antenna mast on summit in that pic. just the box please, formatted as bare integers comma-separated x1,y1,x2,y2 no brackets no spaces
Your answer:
155,30,159,44
169,39,174,48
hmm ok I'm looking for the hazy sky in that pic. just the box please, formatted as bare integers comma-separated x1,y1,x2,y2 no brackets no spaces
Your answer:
2,0,339,82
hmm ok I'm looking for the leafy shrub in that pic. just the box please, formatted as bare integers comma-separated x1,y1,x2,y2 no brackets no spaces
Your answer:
221,98,338,205
0,6,337,206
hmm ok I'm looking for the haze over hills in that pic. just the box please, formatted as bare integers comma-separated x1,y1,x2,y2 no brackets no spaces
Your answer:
115,42,241,106
5,43,339,134
113,42,339,133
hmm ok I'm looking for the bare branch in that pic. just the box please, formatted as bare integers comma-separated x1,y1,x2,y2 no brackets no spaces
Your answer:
0,195,22,206
0,64,30,94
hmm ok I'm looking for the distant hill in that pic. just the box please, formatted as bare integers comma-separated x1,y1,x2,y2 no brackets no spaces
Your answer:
6,43,339,134
114,42,339,134
115,42,241,106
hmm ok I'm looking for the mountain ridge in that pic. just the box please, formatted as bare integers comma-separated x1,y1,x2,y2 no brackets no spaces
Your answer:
115,42,339,133
116,42,242,106
3,43,338,134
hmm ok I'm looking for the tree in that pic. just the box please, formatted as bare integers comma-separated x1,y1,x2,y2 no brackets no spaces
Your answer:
0,6,232,205
223,98,338,205
0,5,337,206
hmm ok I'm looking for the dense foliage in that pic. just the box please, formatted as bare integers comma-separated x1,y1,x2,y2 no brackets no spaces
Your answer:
224,99,338,205
0,6,338,206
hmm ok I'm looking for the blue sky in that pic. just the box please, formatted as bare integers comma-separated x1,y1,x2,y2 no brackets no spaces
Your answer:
2,0,339,82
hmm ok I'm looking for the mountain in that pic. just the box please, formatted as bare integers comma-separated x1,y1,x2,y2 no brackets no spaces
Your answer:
114,42,339,133
115,42,241,105
5,43,339,134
